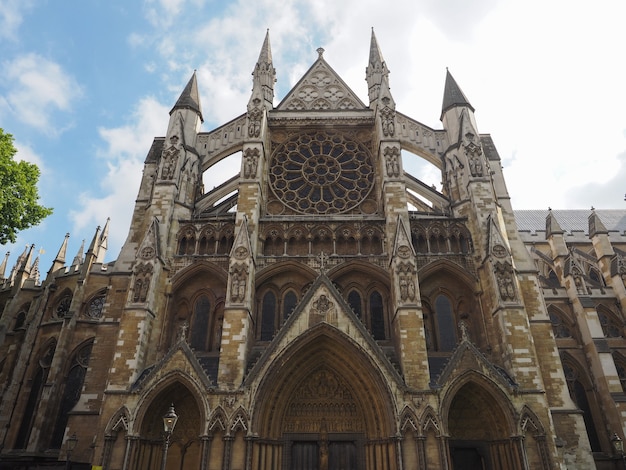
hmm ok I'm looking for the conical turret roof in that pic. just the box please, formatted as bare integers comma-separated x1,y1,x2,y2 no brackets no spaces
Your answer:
171,71,203,122
441,69,474,118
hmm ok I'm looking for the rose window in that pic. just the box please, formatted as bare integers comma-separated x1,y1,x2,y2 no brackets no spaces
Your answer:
269,131,374,214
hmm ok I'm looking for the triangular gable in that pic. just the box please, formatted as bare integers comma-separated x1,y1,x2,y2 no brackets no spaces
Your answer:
277,56,367,111
486,214,511,261
392,216,416,259
131,339,215,392
244,273,403,385
432,328,517,391
137,217,161,261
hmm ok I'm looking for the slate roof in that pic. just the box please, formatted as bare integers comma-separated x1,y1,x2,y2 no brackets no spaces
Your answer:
514,210,626,234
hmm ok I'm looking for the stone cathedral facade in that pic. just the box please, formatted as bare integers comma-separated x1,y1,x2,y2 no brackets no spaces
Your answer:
0,31,625,470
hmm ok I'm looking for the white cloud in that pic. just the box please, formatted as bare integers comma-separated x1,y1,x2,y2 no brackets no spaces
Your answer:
0,0,33,41
69,97,170,256
14,140,45,170
1,53,82,134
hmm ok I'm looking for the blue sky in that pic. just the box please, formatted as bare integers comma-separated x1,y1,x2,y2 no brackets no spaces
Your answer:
1,0,626,273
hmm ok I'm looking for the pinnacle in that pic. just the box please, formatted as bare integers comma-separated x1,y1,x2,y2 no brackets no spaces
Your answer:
171,71,203,122
441,69,474,118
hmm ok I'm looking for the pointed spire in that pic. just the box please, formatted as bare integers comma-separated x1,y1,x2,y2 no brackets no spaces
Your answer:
96,218,110,263
589,210,608,237
545,209,564,238
250,29,276,110
30,254,40,284
257,29,273,66
72,239,85,268
87,225,101,254
366,28,391,105
54,233,70,265
0,251,9,279
441,69,474,119
49,233,69,274
171,71,203,122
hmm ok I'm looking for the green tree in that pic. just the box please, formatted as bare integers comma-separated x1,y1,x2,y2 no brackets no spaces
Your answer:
0,129,52,244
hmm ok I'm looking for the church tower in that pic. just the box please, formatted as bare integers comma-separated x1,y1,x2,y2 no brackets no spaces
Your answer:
3,31,625,470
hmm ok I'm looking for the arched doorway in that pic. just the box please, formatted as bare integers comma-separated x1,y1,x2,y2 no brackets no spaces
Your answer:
133,382,204,470
446,381,521,470
251,326,398,470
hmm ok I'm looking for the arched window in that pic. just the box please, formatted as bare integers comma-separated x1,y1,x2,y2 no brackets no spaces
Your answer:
15,341,56,449
597,308,622,338
14,311,26,330
85,293,106,319
283,291,297,320
264,236,283,256
548,309,572,338
435,295,456,351
370,291,385,340
260,292,277,341
613,353,626,394
563,361,602,452
190,296,211,351
50,341,94,449
348,291,362,319
55,294,73,318
588,269,604,286
177,228,196,255
198,231,216,255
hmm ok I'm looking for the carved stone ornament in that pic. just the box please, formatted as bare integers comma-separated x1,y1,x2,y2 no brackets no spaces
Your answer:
140,246,155,260
234,246,249,260
310,294,337,325
160,135,180,180
397,245,411,259
397,262,417,302
494,261,516,302
463,132,484,177
243,147,259,178
380,104,395,137
230,263,248,303
383,146,401,178
133,263,153,303
247,100,262,138
492,244,507,258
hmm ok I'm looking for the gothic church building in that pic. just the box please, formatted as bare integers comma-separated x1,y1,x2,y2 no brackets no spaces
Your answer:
1,31,625,470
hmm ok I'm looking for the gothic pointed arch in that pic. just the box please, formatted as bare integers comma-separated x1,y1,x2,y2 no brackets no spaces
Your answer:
101,406,131,470
419,405,442,436
251,325,397,442
518,406,553,470
14,338,57,449
49,339,95,449
230,406,250,435
133,378,206,470
167,262,227,351
559,352,604,452
399,406,419,434
441,372,520,470
208,406,228,434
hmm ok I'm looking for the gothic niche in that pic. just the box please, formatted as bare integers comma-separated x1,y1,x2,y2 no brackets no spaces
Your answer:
463,132,484,177
383,146,400,178
160,135,180,180
284,368,363,434
133,263,153,303
397,262,416,302
230,263,248,303
243,148,259,178
494,261,516,302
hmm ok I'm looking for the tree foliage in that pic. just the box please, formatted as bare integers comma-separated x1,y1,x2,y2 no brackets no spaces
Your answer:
0,129,53,244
